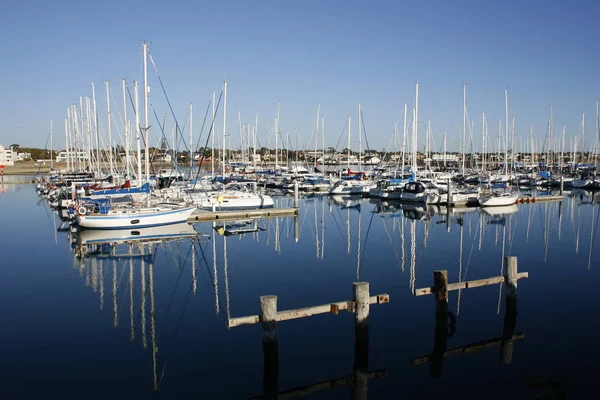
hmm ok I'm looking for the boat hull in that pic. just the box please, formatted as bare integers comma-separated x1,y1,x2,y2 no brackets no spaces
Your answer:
76,206,197,229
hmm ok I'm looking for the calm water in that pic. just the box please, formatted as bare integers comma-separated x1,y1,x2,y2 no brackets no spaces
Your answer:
1,185,599,399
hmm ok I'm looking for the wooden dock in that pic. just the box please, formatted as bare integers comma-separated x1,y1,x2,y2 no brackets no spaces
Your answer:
517,195,563,203
188,207,298,222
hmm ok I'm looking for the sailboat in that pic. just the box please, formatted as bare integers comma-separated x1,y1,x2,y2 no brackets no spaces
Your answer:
74,42,198,229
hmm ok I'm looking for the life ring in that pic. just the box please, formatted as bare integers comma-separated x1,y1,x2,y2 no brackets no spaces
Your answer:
78,206,87,215
80,246,88,254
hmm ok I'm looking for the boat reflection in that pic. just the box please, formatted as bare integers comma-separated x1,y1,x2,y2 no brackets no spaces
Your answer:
71,222,203,257
213,219,266,236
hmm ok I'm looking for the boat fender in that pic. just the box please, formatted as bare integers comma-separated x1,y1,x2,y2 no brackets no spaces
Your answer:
526,198,530,203
78,206,87,215
532,198,536,203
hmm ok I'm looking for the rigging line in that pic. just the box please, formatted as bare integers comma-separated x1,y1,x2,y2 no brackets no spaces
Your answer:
156,241,194,337
192,89,223,189
151,107,186,181
329,202,348,241
157,241,209,388
360,108,371,152
147,51,188,154
189,98,213,179
462,213,482,281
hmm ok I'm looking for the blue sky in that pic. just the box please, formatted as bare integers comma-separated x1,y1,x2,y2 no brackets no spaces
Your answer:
1,0,598,153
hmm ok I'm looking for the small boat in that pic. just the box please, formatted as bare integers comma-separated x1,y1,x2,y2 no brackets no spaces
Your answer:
478,192,518,207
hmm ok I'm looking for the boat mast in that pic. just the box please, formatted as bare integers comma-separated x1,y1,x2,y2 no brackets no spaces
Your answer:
91,83,100,175
50,119,53,170
134,81,142,186
482,112,486,174
189,102,193,170
443,130,447,169
314,105,320,172
222,80,228,176
402,104,407,176
122,79,129,180
414,83,419,174
275,102,279,171
561,125,565,174
64,117,69,172
581,112,585,165
213,89,215,177
358,102,362,173
143,43,150,183
462,83,466,177
322,116,325,171
105,80,114,177
347,115,351,170
504,88,509,177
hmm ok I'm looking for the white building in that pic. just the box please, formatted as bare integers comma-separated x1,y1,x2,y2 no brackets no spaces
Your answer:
432,154,459,162
0,145,14,166
15,152,32,161
56,150,89,162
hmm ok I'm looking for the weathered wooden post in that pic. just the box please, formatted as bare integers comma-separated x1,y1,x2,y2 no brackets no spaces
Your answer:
431,270,449,378
446,178,451,206
261,295,279,399
501,257,518,364
352,282,369,400
294,180,299,209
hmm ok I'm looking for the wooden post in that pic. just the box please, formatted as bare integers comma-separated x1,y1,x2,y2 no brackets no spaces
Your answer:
431,270,448,378
294,180,299,209
446,178,451,206
352,282,369,400
261,295,278,399
501,257,518,364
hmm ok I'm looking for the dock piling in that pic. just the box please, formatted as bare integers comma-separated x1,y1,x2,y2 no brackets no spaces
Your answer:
353,282,369,400
260,295,279,399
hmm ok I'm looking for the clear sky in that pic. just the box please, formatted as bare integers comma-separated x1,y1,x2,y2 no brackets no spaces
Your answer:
1,0,599,153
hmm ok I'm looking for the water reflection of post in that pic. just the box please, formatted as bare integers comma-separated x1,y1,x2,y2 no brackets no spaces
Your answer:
430,270,448,379
294,215,299,243
500,256,518,364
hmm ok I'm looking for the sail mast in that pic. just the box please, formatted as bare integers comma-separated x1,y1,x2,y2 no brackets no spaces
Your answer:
143,42,150,183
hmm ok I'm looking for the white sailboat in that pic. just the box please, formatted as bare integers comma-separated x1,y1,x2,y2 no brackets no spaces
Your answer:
76,203,197,229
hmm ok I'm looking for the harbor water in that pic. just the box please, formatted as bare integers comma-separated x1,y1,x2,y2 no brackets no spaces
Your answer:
1,185,599,398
